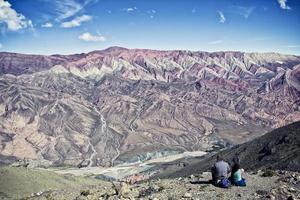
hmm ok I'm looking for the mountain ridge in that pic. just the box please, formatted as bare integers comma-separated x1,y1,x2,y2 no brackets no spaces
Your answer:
2,46,300,57
0,47,299,167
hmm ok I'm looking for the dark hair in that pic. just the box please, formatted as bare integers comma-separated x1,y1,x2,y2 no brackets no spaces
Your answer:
232,154,240,165
232,163,241,175
216,155,223,161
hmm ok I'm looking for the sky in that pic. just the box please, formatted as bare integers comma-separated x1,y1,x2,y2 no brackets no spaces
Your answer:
0,0,299,55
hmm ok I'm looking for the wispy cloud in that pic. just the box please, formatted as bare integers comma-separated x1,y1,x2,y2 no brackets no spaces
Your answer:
54,0,83,21
217,11,226,23
41,22,53,28
278,0,291,10
61,15,91,28
285,45,300,48
0,0,33,31
209,40,223,45
122,7,138,12
41,0,95,21
122,7,156,20
78,32,106,42
147,9,156,14
231,6,255,19
146,9,156,19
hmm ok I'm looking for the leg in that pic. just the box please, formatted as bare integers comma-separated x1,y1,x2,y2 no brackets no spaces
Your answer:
211,167,217,185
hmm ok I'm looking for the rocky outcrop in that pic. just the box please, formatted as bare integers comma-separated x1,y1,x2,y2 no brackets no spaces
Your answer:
160,121,300,179
25,170,300,200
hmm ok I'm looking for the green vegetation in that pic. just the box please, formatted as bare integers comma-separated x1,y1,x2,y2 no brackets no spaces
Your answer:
0,166,104,199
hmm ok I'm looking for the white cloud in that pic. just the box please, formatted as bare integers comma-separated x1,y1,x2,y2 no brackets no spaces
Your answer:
147,9,156,14
0,0,33,31
209,40,223,45
146,9,156,19
0,42,2,48
78,32,106,42
231,6,255,19
122,7,138,12
242,7,255,18
41,22,53,28
278,0,291,10
55,0,84,21
217,11,226,23
61,15,91,28
43,0,95,21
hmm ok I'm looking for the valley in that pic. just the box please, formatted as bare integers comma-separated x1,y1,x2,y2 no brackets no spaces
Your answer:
0,47,299,167
1,0,299,199
0,122,299,200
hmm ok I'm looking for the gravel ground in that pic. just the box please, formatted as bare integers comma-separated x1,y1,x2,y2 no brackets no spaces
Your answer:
28,170,300,200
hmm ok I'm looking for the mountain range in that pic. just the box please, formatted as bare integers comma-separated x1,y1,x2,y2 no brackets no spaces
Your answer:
0,47,299,167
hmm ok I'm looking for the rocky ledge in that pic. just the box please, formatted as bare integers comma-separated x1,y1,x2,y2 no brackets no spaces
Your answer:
28,170,300,200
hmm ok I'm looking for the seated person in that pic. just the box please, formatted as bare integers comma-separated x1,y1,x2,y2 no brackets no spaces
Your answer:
211,155,231,188
231,163,246,186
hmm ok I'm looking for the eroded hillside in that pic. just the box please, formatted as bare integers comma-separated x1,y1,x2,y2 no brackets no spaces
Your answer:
0,47,299,166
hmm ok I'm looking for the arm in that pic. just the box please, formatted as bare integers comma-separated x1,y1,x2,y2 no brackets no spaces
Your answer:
227,163,231,174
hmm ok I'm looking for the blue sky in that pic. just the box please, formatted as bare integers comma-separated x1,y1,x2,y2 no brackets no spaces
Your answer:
0,0,299,55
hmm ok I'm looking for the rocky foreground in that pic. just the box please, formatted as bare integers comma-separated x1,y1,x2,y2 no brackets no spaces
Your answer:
1,123,299,200
25,170,299,200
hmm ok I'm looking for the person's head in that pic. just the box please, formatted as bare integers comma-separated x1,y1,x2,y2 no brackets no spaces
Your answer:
232,163,241,174
216,155,224,162
232,154,240,165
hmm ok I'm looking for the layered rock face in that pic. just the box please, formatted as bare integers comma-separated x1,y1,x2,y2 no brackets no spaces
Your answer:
0,47,299,166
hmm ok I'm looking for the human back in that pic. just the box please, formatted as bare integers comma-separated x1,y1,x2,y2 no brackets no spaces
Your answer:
214,160,230,180
211,155,231,187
